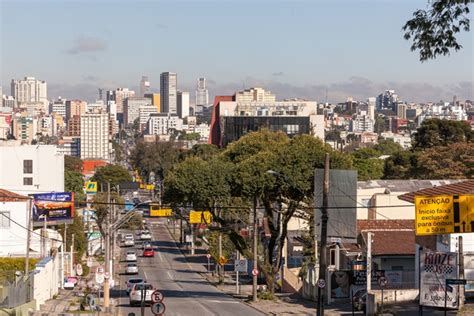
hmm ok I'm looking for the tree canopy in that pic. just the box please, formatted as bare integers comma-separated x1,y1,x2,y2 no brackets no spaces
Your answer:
412,118,473,149
90,164,132,190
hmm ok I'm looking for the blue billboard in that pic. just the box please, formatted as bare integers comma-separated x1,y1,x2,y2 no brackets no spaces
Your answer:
31,192,74,227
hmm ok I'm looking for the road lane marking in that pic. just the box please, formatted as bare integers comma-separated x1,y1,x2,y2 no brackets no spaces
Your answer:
167,271,173,279
157,249,164,262
144,271,148,280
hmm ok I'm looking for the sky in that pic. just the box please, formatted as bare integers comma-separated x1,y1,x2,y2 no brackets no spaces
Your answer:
0,0,472,104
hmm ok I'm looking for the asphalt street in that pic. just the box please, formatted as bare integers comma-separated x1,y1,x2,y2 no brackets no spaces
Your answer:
116,218,264,316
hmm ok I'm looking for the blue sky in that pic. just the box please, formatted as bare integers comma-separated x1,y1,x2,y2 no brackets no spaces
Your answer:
1,0,472,103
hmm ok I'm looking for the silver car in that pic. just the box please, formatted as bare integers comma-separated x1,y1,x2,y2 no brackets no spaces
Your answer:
126,263,138,275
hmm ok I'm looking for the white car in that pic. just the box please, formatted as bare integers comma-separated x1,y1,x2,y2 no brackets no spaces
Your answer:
125,251,137,262
129,283,155,306
126,263,138,275
125,277,144,294
124,234,135,247
140,231,152,240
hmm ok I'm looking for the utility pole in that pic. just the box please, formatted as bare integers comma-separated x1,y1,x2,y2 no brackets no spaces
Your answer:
42,215,47,257
104,182,111,310
252,194,258,302
317,153,330,316
71,234,75,276
367,232,373,292
218,205,223,282
459,236,465,309
25,198,32,277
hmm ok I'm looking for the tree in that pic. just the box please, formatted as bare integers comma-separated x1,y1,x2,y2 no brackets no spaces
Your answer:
403,0,471,62
353,158,385,181
65,170,85,204
90,164,132,190
65,156,83,173
412,118,473,149
373,139,404,155
91,192,125,238
383,151,419,179
374,116,386,135
112,140,125,163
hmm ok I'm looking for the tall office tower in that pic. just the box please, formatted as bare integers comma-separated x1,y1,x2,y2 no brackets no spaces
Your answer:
140,76,150,97
177,91,190,119
367,97,376,120
10,76,48,107
106,88,135,114
160,72,177,114
397,103,407,119
65,100,87,122
80,112,110,160
195,77,209,109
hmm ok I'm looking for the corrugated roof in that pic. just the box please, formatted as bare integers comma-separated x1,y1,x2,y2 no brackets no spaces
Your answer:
398,180,474,203
357,179,464,192
0,188,29,202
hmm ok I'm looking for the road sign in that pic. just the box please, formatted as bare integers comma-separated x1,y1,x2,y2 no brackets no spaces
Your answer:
150,302,166,315
446,279,467,285
206,253,211,259
96,265,104,275
95,273,104,285
189,211,213,224
218,256,228,266
378,276,388,288
76,264,83,276
87,257,93,267
185,235,193,243
252,269,259,276
329,237,342,243
151,290,164,303
150,208,173,217
317,279,326,288
104,272,110,279
85,181,98,194
234,259,248,272
415,195,454,236
458,195,474,233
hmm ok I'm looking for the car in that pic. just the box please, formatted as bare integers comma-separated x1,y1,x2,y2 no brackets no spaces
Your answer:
142,242,152,249
129,283,155,306
125,277,144,294
126,251,137,262
140,231,152,240
126,263,138,275
143,248,154,257
124,238,135,247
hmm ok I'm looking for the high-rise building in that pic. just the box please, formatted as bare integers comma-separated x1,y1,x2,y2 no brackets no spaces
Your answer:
49,97,67,118
397,103,407,119
139,105,158,130
160,72,177,114
147,113,182,135
367,97,376,120
144,93,161,112
235,87,276,103
106,88,135,114
2,96,16,108
66,100,87,122
195,77,209,109
67,115,81,137
10,77,48,107
12,114,37,144
80,112,110,160
376,90,398,111
177,91,190,119
124,97,152,126
139,76,150,97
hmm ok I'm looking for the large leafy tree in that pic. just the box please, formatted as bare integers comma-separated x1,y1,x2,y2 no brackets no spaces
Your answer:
403,0,471,61
412,118,473,149
65,155,83,173
90,164,132,190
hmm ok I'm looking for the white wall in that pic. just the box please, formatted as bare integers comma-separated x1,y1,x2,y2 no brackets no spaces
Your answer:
32,255,60,309
0,145,64,195
0,201,28,256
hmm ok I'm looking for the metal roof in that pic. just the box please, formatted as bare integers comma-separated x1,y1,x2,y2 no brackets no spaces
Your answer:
398,180,474,203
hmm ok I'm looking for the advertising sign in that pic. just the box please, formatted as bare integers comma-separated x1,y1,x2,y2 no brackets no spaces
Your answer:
150,208,173,217
85,181,97,194
31,192,74,227
420,249,458,308
415,195,454,236
189,211,212,224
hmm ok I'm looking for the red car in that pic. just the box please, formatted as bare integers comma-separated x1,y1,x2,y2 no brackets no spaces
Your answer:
143,248,155,257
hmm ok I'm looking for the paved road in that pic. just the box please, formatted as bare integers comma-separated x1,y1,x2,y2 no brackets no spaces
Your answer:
116,218,264,316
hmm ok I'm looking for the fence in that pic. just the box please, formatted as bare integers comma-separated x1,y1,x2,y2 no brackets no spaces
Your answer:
0,274,33,309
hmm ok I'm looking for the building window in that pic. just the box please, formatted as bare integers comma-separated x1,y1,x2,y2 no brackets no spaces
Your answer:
23,177,33,185
0,211,10,228
23,160,33,174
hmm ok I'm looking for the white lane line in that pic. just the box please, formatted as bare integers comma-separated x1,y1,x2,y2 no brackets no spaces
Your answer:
157,249,164,262
167,271,173,279
144,270,148,280
205,300,239,304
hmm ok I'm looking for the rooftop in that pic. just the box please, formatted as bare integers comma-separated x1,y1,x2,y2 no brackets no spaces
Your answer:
0,188,29,202
398,180,474,203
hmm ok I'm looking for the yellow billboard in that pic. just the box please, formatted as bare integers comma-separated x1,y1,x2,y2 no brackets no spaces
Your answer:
85,181,97,194
150,208,172,217
189,211,213,224
457,195,474,233
415,195,454,236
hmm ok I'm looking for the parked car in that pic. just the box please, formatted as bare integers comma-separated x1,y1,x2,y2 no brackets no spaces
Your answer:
125,277,144,294
140,231,152,240
129,283,155,306
126,251,137,262
126,263,138,275
352,289,367,311
143,248,154,257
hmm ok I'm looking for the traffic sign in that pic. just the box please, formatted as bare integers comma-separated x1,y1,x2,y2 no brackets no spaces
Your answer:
378,276,388,288
252,269,259,276
206,254,211,259
95,273,104,285
234,259,248,272
150,302,166,315
76,264,83,276
189,211,213,224
87,257,93,267
415,195,454,236
151,290,164,303
446,279,467,285
85,181,98,194
104,272,110,279
218,256,228,266
317,279,326,288
96,265,104,275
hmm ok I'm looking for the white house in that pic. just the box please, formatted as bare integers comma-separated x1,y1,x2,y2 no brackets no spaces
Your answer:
0,189,30,256
0,142,64,195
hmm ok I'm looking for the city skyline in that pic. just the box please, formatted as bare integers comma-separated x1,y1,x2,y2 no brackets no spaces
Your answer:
1,0,472,103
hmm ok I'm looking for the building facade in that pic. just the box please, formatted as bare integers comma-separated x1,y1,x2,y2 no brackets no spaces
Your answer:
10,77,48,107
106,88,135,115
65,100,86,122
147,113,182,135
80,112,110,160
124,97,152,126
160,72,177,114
177,91,189,119
195,77,209,110
139,76,150,97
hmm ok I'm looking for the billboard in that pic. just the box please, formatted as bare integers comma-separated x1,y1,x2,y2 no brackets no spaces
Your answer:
420,249,458,308
314,169,357,242
150,208,172,217
31,192,74,227
189,211,212,224
85,181,97,194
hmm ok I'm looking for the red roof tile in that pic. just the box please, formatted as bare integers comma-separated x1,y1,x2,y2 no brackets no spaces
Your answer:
0,189,29,202
398,180,474,203
358,220,415,256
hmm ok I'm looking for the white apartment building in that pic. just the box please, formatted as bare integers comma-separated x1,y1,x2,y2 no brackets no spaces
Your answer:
195,77,209,108
3,96,16,108
235,87,276,103
193,123,210,141
49,98,67,118
139,104,158,126
0,143,64,195
12,114,38,144
80,112,110,160
367,97,376,120
350,112,374,133
147,113,182,135
86,100,106,113
160,72,177,114
124,97,151,126
57,136,80,157
177,91,189,119
106,88,135,114
10,77,48,107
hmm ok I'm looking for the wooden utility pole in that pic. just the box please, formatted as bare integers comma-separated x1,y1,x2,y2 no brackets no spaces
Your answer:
317,153,330,316
252,194,258,302
459,236,465,309
25,198,32,277
104,182,111,310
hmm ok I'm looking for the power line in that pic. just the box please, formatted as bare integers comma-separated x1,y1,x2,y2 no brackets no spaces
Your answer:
0,212,63,243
